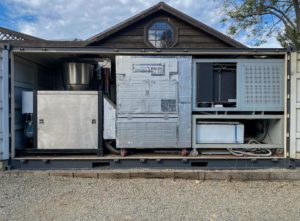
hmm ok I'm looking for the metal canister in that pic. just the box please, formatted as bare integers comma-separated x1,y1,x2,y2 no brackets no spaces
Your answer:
63,62,93,90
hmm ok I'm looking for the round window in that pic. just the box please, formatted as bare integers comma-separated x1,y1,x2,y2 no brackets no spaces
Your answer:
148,21,174,48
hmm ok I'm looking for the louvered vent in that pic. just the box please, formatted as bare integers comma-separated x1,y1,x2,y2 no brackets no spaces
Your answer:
238,61,283,111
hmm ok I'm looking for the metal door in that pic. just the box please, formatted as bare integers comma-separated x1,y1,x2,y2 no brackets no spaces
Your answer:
0,48,10,160
37,91,98,149
290,52,300,158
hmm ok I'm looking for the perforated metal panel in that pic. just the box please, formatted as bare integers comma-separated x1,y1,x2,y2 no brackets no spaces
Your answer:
238,60,284,111
116,56,192,149
116,118,178,148
116,79,178,114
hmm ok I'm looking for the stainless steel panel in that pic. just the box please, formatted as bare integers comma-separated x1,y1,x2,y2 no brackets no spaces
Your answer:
116,56,179,115
117,79,178,114
178,57,192,147
116,117,178,148
237,60,284,111
178,103,191,147
104,96,116,139
63,62,93,90
116,56,178,81
116,56,192,149
37,91,98,149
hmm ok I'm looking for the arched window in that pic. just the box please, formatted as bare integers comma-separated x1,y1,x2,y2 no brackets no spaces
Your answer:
147,21,174,48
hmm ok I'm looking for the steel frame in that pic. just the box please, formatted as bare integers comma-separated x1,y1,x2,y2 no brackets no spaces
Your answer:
9,158,295,170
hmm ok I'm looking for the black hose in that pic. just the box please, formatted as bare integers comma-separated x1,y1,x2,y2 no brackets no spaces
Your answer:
105,141,120,154
258,120,270,143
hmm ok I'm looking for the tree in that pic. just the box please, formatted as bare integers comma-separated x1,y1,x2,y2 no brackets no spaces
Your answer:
222,0,300,49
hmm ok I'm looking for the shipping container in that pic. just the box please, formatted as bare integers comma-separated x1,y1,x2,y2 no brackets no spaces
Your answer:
0,46,294,170
0,1,298,169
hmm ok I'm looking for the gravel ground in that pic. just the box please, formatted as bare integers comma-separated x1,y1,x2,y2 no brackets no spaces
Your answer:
1,173,300,221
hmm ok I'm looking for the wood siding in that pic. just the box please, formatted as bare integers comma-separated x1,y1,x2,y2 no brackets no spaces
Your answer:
89,11,233,48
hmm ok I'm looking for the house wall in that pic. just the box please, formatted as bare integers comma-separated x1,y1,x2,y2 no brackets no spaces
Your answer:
89,11,233,48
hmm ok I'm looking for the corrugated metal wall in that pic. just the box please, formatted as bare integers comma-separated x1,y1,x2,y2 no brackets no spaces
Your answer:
0,47,9,160
13,56,36,150
0,49,3,159
290,52,300,159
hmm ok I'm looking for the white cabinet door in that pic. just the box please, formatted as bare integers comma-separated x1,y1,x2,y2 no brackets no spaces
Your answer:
290,52,300,159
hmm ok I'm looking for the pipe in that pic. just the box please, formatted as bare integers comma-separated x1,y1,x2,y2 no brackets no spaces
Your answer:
105,141,120,154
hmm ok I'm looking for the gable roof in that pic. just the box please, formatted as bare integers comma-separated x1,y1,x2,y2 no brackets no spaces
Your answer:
0,27,45,42
86,2,246,48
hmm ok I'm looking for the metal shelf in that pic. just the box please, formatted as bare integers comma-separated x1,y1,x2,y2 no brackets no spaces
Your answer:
192,114,284,149
193,114,284,119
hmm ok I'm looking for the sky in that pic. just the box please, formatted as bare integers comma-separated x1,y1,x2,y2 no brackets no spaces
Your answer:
0,0,281,47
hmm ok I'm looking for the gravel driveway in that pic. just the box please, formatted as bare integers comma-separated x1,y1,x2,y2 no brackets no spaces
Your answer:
1,173,300,221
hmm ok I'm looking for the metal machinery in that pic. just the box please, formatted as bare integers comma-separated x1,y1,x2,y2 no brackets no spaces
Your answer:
23,62,104,154
193,59,284,111
6,48,296,169
20,56,286,158
110,56,285,157
115,56,192,154
192,59,285,156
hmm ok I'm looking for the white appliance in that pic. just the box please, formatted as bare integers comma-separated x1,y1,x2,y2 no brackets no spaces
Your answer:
196,122,244,144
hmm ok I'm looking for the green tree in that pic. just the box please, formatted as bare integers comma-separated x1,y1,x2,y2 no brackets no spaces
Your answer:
222,0,300,49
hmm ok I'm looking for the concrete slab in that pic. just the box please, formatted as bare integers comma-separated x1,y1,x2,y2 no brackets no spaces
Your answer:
3,169,300,181
174,171,199,180
98,172,130,179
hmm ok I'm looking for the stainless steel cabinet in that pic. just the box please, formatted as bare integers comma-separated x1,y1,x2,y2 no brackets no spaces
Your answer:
37,91,98,149
116,56,192,149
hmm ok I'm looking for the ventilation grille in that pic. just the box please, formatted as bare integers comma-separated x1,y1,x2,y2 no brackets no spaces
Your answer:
243,64,282,106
